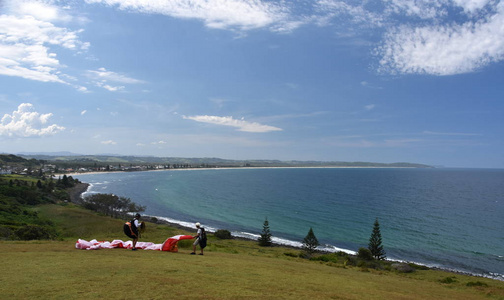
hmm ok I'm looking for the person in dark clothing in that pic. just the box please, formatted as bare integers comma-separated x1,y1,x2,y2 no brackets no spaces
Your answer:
191,222,206,255
124,213,142,250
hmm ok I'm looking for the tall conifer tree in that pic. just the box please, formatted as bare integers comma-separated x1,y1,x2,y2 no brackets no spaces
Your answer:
302,227,319,255
258,217,272,246
368,218,386,260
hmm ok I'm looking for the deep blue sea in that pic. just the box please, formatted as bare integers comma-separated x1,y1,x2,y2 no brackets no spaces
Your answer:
74,168,504,280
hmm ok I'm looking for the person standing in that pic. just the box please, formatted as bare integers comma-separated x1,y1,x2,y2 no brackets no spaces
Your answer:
191,222,206,255
124,213,142,251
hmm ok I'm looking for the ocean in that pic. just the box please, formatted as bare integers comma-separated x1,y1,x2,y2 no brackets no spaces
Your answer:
74,167,504,280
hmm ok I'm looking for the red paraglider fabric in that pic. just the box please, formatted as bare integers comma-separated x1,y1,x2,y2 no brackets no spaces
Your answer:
75,235,193,251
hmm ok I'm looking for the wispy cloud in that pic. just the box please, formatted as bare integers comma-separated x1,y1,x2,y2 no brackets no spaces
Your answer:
85,0,297,32
86,67,144,84
422,131,482,136
101,140,117,145
183,115,282,133
8,0,74,22
377,1,504,75
0,103,65,137
0,2,89,83
85,67,144,92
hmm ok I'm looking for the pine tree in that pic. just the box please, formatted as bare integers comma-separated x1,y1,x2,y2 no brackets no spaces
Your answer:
258,218,272,246
302,227,319,255
368,218,386,260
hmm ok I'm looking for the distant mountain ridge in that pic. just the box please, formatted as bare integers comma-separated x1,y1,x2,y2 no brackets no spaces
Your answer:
15,153,432,168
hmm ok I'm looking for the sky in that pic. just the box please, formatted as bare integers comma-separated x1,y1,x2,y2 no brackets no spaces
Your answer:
0,0,503,168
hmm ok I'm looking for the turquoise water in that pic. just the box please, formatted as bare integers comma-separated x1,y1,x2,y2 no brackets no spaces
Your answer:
75,168,504,280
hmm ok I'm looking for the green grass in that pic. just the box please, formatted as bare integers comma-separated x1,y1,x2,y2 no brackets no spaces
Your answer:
1,204,503,299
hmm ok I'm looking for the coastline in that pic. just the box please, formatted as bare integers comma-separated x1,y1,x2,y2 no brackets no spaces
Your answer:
70,171,503,282
60,165,422,178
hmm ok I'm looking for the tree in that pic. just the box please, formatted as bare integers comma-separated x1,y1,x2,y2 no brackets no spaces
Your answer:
368,218,386,260
82,193,145,218
302,227,319,255
258,218,272,246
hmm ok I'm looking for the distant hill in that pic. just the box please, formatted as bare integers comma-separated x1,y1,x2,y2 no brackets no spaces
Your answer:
15,153,432,168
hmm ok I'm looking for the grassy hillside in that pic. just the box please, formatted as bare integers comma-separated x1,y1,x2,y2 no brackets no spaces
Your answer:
1,203,502,299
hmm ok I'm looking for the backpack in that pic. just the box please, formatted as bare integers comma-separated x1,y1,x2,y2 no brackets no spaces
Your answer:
199,227,207,249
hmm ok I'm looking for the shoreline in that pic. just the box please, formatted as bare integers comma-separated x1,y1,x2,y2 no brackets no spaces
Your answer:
71,172,503,282
59,165,425,178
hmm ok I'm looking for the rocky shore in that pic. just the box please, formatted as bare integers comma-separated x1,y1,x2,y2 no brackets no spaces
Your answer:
69,183,90,205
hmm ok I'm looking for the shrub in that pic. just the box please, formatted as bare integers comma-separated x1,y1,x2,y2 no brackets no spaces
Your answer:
15,225,56,240
311,253,339,263
391,263,416,273
466,281,488,287
0,226,13,239
284,252,299,258
215,229,233,239
357,247,374,261
439,276,457,284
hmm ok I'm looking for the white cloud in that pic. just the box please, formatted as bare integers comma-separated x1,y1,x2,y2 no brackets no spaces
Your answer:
86,67,143,91
377,1,504,75
315,0,384,27
0,103,65,137
0,2,88,83
9,0,73,22
452,0,493,13
101,140,117,145
384,0,447,19
84,0,295,32
86,67,144,84
364,104,375,111
183,115,283,133
81,110,87,115
75,86,89,93
422,131,481,136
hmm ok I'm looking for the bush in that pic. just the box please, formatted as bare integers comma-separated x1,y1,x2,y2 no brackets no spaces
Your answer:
284,252,299,258
15,225,56,240
311,253,339,263
0,226,13,239
439,276,457,284
391,263,416,273
215,229,233,239
466,281,488,287
357,247,374,261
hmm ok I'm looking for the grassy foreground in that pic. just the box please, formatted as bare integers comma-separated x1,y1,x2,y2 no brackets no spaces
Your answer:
1,204,503,299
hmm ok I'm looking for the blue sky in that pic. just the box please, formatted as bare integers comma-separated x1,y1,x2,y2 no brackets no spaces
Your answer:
1,0,503,168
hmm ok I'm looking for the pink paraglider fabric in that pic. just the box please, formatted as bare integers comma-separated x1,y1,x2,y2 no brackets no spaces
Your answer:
76,235,193,252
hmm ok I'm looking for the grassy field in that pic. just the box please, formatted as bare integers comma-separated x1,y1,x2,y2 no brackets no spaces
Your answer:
1,203,503,299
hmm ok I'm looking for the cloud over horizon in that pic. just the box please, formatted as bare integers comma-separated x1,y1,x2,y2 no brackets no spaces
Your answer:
0,103,65,137
183,115,283,133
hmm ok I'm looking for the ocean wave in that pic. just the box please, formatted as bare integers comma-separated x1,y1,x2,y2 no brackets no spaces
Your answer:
150,215,503,281
154,216,358,255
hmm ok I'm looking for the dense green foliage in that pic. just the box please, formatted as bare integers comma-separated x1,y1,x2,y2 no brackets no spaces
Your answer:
214,229,232,239
368,218,386,260
258,218,272,246
82,193,145,219
357,247,374,260
0,174,81,240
